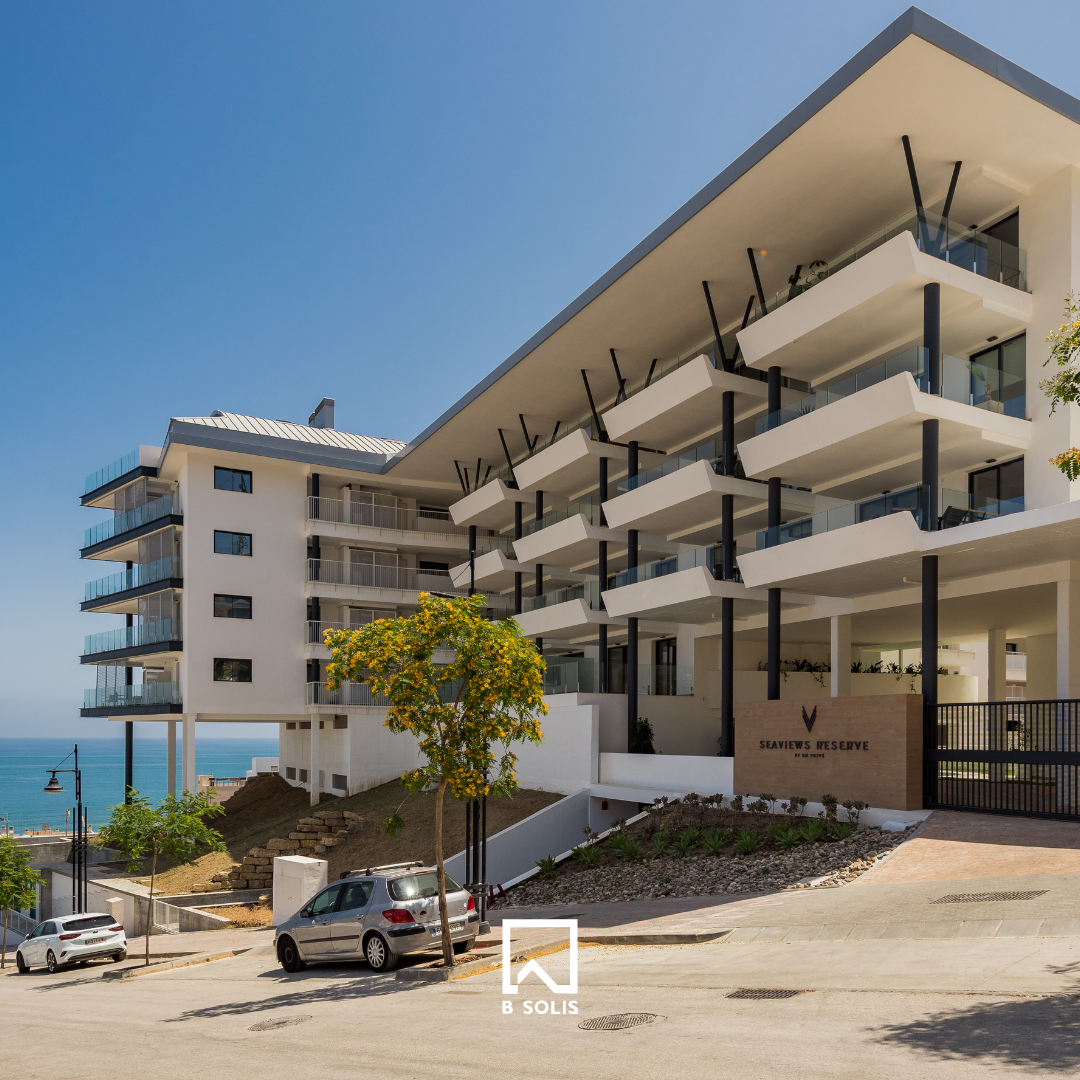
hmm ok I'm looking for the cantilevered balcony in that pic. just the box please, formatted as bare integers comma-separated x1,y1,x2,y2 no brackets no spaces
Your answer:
82,556,183,611
513,428,628,496
306,681,390,708
81,682,182,717
513,580,617,641
81,492,183,559
308,558,468,596
307,497,475,552
739,356,1030,499
81,619,183,664
601,442,823,544
448,478,521,530
449,537,539,592
602,354,778,447
82,446,161,506
736,225,1031,383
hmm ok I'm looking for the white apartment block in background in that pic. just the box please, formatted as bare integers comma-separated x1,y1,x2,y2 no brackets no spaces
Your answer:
78,11,1080,819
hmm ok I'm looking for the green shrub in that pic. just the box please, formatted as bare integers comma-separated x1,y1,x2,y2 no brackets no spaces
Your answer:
608,833,644,860
734,828,761,854
702,827,729,854
798,819,826,843
648,832,672,859
832,823,854,840
571,844,601,865
841,800,866,828
678,827,702,844
768,822,801,848
535,855,557,878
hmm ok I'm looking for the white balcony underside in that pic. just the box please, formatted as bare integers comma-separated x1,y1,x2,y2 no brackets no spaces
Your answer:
601,459,825,541
513,598,618,638
448,479,521,529
602,565,816,623
601,355,781,447
736,500,1080,598
449,549,531,590
736,232,1032,383
512,428,627,496
739,372,1031,498
512,513,679,570
305,519,471,553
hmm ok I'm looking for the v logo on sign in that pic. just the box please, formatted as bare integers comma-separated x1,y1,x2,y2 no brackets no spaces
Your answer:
802,705,818,733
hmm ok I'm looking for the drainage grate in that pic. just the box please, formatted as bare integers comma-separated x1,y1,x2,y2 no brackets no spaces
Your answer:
249,1015,312,1031
727,988,807,1000
930,891,1048,905
578,1013,659,1031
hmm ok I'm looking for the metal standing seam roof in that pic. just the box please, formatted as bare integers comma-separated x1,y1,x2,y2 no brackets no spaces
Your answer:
171,412,407,456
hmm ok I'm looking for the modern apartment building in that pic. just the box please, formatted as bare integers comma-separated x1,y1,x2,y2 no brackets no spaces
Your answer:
79,10,1080,819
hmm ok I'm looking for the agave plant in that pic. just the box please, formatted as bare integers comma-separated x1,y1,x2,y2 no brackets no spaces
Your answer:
832,823,854,840
678,827,702,844
649,831,672,858
608,833,644,860
768,822,801,848
571,844,601,865
535,855,557,878
798,819,827,843
702,827,729,854
734,828,761,854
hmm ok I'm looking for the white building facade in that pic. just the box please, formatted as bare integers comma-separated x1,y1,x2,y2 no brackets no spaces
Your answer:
80,11,1080,818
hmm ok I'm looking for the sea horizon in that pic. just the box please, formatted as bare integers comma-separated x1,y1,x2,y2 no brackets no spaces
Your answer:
0,735,279,835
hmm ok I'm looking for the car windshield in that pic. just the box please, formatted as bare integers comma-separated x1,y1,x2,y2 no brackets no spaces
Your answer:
387,872,461,901
63,915,114,932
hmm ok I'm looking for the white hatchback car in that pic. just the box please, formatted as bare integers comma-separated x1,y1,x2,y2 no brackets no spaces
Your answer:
16,913,127,973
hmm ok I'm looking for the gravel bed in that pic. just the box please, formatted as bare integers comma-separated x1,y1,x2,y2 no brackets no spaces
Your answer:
492,824,918,907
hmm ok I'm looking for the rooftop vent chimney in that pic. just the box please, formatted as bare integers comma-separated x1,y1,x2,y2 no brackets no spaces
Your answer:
308,398,335,430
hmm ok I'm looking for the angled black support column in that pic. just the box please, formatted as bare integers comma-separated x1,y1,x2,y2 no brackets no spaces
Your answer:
598,456,608,694
468,524,476,596
767,475,782,701
514,501,523,615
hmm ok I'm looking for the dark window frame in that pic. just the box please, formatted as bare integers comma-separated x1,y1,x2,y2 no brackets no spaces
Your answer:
214,466,253,494
213,658,252,683
214,530,252,556
332,773,348,790
214,594,252,619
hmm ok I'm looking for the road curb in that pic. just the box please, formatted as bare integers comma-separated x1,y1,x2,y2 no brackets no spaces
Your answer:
580,929,733,945
101,948,247,979
395,937,571,983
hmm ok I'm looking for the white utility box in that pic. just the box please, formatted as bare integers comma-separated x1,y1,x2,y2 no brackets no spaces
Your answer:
272,856,328,926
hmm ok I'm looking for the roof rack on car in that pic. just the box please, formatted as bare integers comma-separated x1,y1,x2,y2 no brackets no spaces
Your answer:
339,860,426,879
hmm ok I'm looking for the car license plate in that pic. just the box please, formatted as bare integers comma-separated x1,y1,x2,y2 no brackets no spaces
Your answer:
430,921,465,937
86,937,108,945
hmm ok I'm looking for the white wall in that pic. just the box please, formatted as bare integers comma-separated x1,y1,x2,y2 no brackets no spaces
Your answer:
599,753,735,797
507,702,598,794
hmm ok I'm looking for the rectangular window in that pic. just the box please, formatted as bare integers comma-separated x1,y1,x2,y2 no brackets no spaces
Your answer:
285,723,295,730
299,769,308,783
213,658,252,683
214,531,252,556
333,716,348,730
419,560,450,572
214,594,252,619
214,467,252,493
299,721,311,730
285,766,296,780
332,774,347,790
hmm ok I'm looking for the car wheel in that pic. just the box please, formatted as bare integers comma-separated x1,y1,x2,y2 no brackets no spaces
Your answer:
16,952,29,974
453,939,474,955
46,951,60,974
112,952,126,963
277,937,307,974
364,933,397,972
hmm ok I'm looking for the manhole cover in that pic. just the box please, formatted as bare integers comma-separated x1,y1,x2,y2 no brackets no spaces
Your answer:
727,988,807,1000
930,891,1048,905
248,1015,312,1031
578,1012,659,1031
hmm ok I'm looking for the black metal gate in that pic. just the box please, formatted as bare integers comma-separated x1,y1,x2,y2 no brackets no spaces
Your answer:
925,700,1080,819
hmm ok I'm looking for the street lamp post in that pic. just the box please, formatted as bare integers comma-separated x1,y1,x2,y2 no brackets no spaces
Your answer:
44,745,87,915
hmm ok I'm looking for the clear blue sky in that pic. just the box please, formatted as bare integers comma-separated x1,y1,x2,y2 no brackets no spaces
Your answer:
1,1,1077,739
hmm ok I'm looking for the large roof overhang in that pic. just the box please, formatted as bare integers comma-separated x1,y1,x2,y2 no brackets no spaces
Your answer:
385,7,1080,492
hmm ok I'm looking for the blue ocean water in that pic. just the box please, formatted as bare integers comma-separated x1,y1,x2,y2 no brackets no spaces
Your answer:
0,736,278,834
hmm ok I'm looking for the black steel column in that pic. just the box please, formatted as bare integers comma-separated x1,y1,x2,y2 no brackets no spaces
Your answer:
922,282,941,532
534,490,543,652
471,799,481,885
468,524,476,596
626,443,639,740
480,793,488,924
598,456,608,694
464,799,471,885
921,283,941,806
125,594,134,802
767,475,782,701
514,501,523,614
721,388,735,755
924,282,940,393
767,366,781,422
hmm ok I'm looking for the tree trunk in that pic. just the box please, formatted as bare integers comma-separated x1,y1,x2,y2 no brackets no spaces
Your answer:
434,778,454,968
2,906,8,969
145,846,157,966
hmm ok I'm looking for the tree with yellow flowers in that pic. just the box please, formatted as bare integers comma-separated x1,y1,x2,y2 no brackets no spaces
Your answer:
323,592,546,968
1041,294,1080,480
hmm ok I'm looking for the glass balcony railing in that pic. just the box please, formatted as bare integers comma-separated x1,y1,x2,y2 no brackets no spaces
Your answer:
83,492,181,549
306,497,474,538
637,663,695,697
755,485,1025,549
84,556,182,603
522,497,602,536
748,208,1027,328
85,449,140,495
473,535,514,557
83,618,182,656
83,682,181,709
615,544,720,588
544,657,597,695
755,347,1026,434
521,580,602,613
617,440,721,493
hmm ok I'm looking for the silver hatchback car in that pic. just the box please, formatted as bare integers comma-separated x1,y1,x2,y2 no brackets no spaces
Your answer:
274,862,479,973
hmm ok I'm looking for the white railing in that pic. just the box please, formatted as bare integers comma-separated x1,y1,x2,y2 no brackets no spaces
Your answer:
306,615,398,644
307,559,470,595
307,497,470,538
152,898,181,935
2,908,38,940
306,680,389,707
